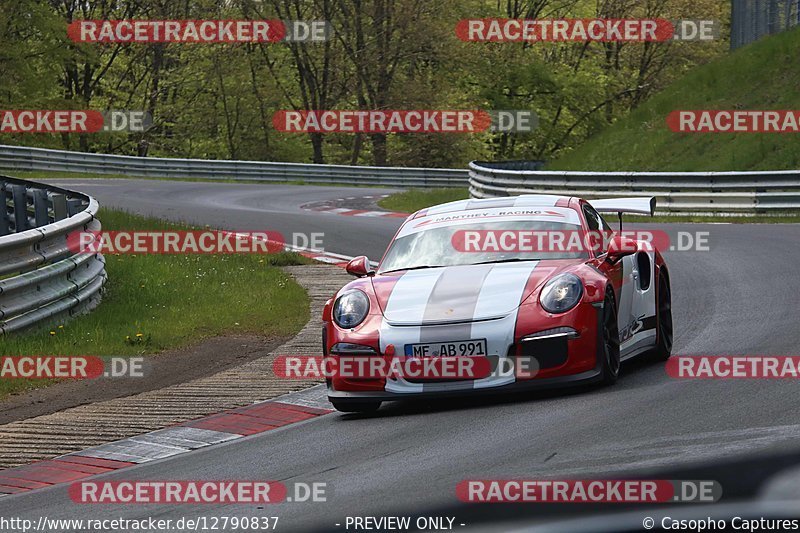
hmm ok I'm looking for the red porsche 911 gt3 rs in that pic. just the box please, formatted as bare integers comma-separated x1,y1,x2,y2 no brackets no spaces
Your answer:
322,194,673,412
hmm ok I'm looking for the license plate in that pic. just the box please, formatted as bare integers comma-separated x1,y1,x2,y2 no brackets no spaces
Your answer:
404,339,487,357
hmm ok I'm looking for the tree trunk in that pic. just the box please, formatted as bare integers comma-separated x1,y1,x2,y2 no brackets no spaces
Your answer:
311,133,324,163
371,133,387,166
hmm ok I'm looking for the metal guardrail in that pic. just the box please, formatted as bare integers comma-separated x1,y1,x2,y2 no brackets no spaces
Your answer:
2,144,798,217
0,145,467,188
469,161,800,215
1,176,106,334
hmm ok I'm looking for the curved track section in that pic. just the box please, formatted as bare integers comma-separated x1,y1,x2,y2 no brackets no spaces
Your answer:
50,179,401,258
2,179,799,531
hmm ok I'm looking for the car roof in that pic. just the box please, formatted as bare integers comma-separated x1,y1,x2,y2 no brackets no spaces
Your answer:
411,194,576,219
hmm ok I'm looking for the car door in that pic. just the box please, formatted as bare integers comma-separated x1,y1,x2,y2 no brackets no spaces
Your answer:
583,204,640,345
584,204,657,357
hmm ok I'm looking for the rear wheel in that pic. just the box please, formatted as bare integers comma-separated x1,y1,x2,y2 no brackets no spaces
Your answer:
330,399,382,413
599,287,621,385
649,273,673,361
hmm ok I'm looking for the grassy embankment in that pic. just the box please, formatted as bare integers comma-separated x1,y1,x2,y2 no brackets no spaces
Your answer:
380,28,800,222
0,208,312,398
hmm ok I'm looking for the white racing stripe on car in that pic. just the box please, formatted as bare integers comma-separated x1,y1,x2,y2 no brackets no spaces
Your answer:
380,262,540,394
469,262,540,389
380,268,452,394
381,269,445,329
469,313,520,390
473,262,539,319
421,265,494,327
380,270,445,394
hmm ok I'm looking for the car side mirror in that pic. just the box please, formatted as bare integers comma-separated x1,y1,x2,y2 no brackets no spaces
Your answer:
345,256,375,277
606,234,638,263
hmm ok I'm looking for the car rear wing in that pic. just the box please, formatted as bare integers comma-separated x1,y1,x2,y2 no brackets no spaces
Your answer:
588,197,656,217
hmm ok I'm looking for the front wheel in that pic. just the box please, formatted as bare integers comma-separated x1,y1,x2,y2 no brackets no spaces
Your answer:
330,399,382,413
599,287,621,385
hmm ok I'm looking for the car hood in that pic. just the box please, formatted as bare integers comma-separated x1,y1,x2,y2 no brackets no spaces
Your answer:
370,261,574,325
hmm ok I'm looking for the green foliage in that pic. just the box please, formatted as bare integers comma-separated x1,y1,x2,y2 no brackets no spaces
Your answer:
0,0,728,167
549,26,800,171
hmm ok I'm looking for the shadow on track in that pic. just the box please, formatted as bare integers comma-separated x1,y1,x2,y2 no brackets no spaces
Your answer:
333,355,668,421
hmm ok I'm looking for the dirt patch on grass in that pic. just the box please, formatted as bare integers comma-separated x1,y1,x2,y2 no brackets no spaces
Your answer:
0,334,287,425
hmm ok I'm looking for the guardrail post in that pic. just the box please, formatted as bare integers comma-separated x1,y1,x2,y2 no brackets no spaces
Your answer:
51,193,68,221
66,198,83,216
0,183,8,236
33,189,49,227
11,184,29,232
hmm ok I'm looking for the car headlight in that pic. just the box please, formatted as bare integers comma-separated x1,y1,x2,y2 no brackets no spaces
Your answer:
333,290,370,328
539,273,584,314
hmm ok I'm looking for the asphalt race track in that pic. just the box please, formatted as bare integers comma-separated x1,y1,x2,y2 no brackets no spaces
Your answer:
48,179,402,258
2,179,800,531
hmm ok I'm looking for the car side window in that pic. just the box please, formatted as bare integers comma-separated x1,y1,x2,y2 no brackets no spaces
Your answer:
582,205,611,255
599,212,613,234
583,205,600,232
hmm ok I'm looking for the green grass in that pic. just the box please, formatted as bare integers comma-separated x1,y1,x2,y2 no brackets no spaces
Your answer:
377,188,470,213
548,27,800,172
0,208,312,398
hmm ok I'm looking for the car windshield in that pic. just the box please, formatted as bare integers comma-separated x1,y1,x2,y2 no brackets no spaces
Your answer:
379,220,588,273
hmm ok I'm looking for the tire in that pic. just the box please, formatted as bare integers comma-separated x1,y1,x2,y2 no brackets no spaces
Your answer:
330,399,382,413
599,287,621,385
648,272,673,361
